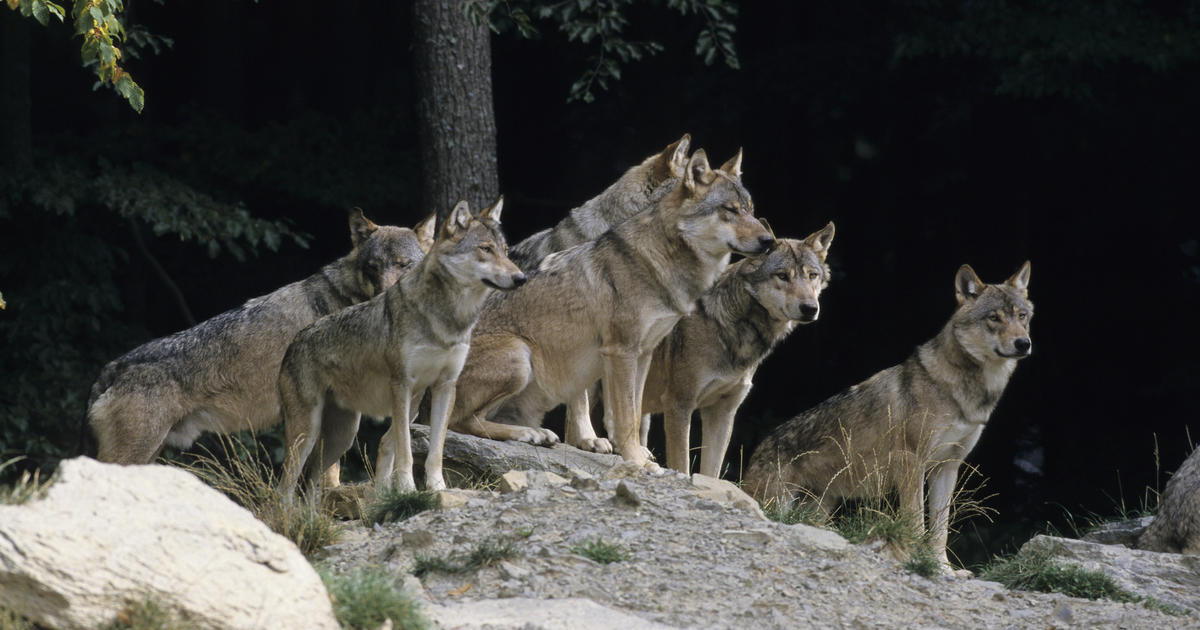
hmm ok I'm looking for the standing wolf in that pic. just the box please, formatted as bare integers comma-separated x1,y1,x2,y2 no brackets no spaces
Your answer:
508,135,691,270
447,149,774,465
743,261,1033,570
87,209,430,465
638,224,835,478
276,199,524,498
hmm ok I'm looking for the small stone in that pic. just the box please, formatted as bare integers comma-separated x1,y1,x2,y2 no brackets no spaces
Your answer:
436,490,470,509
614,481,641,507
724,529,772,545
527,470,570,487
570,469,602,491
498,560,530,580
1052,600,1074,625
499,470,529,493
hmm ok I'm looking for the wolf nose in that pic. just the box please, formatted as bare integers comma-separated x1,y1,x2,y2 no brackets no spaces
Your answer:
1013,337,1031,355
512,273,527,287
799,303,819,321
758,234,776,251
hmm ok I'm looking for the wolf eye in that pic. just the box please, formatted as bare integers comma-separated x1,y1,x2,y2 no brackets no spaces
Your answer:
723,203,739,214
987,313,1002,323
478,244,494,253
775,271,788,281
808,272,820,281
1018,312,1028,321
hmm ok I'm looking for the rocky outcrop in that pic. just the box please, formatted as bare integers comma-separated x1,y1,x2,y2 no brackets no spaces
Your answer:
1139,446,1200,555
0,458,339,630
410,423,625,480
1022,534,1200,615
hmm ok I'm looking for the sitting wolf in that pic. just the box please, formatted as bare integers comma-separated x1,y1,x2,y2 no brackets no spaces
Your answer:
744,261,1033,571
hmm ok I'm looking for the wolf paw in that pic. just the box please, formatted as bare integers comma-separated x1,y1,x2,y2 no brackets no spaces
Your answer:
617,444,656,465
573,437,613,454
425,474,447,492
510,427,560,446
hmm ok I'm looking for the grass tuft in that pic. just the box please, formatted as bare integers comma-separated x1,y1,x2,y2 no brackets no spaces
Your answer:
366,487,437,526
761,498,827,527
571,538,629,564
903,544,941,578
412,537,518,577
321,566,432,630
178,436,340,558
99,599,198,630
834,505,922,549
0,608,34,630
0,458,54,505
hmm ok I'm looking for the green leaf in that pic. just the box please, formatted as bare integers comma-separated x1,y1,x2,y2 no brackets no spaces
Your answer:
116,74,144,113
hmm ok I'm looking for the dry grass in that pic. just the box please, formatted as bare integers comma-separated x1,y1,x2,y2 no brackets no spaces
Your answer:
176,435,341,558
0,457,54,505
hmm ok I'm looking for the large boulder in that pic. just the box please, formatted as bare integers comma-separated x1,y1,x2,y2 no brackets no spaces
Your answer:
1139,446,1200,555
0,457,339,630
410,422,624,480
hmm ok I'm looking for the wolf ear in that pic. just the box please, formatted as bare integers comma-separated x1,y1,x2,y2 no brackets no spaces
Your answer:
803,222,836,259
684,149,716,193
439,200,472,240
719,148,743,179
349,207,378,247
413,212,437,253
1006,260,1031,294
479,196,504,223
955,264,984,303
663,133,691,178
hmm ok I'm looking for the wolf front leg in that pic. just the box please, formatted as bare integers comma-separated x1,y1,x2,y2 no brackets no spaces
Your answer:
926,460,962,570
697,380,753,479
378,378,417,492
564,387,613,453
424,379,456,491
601,347,653,464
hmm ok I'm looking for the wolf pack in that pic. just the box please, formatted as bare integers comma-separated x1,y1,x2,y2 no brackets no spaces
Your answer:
86,134,1033,573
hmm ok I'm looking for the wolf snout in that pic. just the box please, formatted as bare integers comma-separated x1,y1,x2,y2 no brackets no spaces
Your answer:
798,303,819,322
757,234,776,251
1013,337,1032,356
512,272,528,287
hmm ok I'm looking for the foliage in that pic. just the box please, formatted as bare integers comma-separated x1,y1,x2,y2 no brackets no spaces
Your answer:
320,566,433,630
571,537,629,564
411,537,518,577
902,545,940,578
762,498,826,527
366,488,437,526
180,436,341,559
0,160,308,476
467,0,739,102
5,0,147,112
894,0,1200,101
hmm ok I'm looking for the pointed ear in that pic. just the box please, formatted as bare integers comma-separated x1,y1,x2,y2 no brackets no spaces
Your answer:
663,133,691,178
684,149,715,193
719,148,743,179
803,222,836,259
1006,260,1031,294
413,212,437,252
348,207,378,247
955,264,984,304
439,200,472,240
480,196,504,223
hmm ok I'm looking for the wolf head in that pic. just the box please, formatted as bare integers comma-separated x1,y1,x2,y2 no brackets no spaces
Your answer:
349,207,428,297
671,149,774,258
951,261,1034,363
743,222,835,325
434,198,527,291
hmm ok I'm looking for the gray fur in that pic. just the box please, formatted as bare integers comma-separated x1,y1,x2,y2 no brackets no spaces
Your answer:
743,261,1034,571
508,135,691,270
87,209,428,465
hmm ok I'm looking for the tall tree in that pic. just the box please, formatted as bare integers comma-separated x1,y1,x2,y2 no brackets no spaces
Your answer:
412,0,500,226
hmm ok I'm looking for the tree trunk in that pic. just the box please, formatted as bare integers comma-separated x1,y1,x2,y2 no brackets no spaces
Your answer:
1,11,33,172
411,0,499,227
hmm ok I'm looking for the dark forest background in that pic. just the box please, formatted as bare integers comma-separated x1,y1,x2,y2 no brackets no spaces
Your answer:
2,1,1199,568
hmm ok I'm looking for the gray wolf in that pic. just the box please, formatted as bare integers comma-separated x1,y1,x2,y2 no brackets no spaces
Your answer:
446,149,774,466
508,134,691,270
1138,445,1200,554
742,261,1033,570
87,209,430,465
638,223,835,478
276,199,524,497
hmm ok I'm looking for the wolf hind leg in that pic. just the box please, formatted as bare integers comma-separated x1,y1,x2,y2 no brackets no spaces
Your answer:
91,381,184,465
308,402,361,492
449,336,557,445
